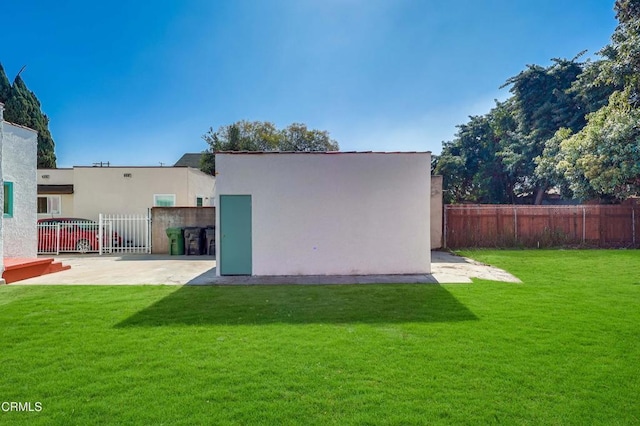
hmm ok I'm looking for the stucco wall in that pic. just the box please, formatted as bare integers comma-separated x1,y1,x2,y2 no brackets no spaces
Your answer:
215,152,431,276
36,167,215,220
151,207,215,253
74,167,191,219
431,175,443,249
37,168,75,218
38,168,73,184
187,169,216,207
59,194,74,217
2,122,37,258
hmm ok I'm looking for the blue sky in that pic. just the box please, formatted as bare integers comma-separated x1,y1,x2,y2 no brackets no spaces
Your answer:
2,0,618,167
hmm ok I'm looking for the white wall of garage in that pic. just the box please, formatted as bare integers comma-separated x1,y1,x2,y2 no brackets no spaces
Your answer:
215,152,431,276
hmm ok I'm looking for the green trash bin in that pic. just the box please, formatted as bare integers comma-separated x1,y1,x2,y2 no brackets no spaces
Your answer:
166,227,185,255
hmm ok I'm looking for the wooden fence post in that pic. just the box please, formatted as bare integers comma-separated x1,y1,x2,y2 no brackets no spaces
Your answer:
633,207,636,247
582,207,586,244
513,207,518,243
443,205,448,249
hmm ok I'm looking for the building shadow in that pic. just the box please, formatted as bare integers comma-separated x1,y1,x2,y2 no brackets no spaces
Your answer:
115,284,477,327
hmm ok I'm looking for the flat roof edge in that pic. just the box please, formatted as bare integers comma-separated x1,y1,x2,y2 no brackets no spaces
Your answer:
2,120,38,134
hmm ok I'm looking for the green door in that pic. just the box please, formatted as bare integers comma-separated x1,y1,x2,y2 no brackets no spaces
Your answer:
220,195,252,275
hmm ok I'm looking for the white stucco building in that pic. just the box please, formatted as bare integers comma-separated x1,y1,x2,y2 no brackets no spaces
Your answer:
0,102,38,279
36,165,215,220
215,152,431,276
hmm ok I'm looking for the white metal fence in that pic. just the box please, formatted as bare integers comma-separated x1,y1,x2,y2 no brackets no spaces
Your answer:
37,212,152,255
99,213,151,254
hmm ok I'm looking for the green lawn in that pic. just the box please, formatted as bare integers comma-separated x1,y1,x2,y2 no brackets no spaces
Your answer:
1,250,638,425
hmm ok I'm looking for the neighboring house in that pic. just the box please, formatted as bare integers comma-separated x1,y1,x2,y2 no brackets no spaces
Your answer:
36,164,215,220
215,151,431,276
0,102,38,272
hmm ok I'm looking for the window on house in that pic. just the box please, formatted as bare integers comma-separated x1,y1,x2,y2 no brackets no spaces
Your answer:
3,182,13,218
196,196,204,207
153,194,176,207
37,195,61,215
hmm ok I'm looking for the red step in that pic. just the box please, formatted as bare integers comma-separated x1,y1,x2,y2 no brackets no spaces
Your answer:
2,258,71,284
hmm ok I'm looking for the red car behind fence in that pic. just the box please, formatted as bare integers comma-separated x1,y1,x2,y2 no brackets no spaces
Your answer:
37,218,122,254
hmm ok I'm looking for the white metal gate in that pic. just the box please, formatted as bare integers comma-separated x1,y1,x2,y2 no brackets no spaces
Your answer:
37,212,152,255
99,211,152,254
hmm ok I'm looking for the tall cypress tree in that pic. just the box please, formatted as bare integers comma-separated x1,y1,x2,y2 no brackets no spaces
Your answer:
0,64,56,168
0,64,11,104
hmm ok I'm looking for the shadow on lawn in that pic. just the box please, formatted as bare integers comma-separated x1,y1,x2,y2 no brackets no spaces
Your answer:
115,284,477,327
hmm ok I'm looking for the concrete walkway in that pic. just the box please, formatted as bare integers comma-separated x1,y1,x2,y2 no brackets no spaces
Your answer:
10,251,521,285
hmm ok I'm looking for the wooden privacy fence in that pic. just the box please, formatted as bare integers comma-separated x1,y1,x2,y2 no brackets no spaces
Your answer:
444,204,639,249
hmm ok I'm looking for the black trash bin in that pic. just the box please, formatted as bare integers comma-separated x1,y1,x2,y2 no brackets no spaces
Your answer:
183,227,203,255
204,226,215,256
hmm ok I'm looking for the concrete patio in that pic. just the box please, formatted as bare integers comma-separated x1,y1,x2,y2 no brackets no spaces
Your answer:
9,251,521,285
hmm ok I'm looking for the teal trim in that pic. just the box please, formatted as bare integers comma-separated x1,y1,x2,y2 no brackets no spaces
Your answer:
220,195,252,275
3,181,13,218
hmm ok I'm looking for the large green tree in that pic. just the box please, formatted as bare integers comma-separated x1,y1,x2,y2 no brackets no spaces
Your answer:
435,56,611,204
597,0,640,103
535,0,640,200
200,121,339,174
0,64,11,103
435,101,518,204
0,64,57,168
554,91,640,199
500,57,611,203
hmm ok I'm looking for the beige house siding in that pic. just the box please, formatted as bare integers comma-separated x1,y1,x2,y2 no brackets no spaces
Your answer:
60,194,74,217
38,168,73,184
37,169,75,219
187,168,216,207
37,166,215,220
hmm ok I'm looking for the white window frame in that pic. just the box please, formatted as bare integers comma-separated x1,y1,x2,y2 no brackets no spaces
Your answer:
196,195,204,207
153,194,176,207
37,195,61,215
